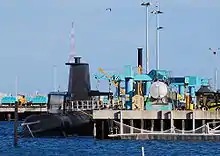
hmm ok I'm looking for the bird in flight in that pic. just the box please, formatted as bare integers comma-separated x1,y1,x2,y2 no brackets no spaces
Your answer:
106,8,112,12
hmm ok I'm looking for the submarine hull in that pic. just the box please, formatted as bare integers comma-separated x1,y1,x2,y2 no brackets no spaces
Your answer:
20,111,93,138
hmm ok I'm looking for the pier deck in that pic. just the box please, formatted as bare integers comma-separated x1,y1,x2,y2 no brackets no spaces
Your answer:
0,106,47,113
93,110,220,120
0,106,47,121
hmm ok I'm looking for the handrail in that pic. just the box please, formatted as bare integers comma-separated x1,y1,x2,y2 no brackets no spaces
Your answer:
64,100,124,111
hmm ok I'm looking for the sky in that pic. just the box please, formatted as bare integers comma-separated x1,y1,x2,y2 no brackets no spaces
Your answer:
0,0,219,95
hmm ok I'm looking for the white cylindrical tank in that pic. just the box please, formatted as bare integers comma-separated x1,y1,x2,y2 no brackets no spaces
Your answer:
150,81,168,99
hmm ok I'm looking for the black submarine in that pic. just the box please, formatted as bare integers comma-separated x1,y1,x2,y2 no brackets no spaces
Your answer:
20,56,112,137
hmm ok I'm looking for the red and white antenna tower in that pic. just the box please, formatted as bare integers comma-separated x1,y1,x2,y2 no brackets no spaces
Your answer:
68,22,76,63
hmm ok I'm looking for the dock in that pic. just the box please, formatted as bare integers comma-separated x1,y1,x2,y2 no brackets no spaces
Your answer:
93,110,220,141
0,106,47,121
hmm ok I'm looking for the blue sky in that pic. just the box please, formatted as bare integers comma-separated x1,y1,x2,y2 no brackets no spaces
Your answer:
0,0,219,95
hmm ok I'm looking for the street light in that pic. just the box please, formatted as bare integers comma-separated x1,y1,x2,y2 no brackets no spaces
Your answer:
141,2,151,74
151,3,163,71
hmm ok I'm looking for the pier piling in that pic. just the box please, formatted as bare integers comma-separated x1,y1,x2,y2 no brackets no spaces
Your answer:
120,111,123,135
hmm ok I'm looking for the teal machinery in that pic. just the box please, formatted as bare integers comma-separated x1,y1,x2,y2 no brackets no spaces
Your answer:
185,76,209,109
168,76,209,109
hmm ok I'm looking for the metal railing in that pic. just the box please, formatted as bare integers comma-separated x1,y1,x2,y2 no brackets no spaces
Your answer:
65,100,124,111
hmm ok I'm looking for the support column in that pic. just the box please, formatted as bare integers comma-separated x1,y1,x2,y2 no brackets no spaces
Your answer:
120,111,123,135
101,120,105,139
202,120,206,133
161,111,164,133
151,119,154,132
182,119,185,134
160,119,163,132
170,111,174,132
192,112,195,133
141,119,144,133
130,119,134,134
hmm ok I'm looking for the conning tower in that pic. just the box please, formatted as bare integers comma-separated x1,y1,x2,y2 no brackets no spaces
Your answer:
65,56,91,100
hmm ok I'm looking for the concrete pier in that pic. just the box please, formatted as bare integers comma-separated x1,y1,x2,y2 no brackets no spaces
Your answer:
93,110,220,120
93,110,220,141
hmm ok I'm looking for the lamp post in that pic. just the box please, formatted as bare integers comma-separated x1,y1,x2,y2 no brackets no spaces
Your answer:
141,2,151,74
151,2,163,71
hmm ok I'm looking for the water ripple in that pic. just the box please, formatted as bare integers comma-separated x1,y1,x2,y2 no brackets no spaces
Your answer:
0,122,220,156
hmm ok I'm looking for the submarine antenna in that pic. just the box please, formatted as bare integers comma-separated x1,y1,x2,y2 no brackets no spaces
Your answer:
68,21,76,63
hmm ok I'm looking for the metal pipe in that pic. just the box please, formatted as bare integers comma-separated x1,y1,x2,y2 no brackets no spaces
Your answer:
138,48,143,75
138,48,143,68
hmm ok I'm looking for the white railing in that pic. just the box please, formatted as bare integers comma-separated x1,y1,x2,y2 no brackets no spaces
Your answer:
111,120,220,136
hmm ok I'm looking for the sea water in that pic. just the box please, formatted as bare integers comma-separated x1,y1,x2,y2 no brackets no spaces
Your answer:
0,121,219,156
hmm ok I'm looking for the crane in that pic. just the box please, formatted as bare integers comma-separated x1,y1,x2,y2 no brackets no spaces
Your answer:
98,68,125,95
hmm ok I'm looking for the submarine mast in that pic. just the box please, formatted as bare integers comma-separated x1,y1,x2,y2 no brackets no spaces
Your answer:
65,22,91,100
68,21,76,63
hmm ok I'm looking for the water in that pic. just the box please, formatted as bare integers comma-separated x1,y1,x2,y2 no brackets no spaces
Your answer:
0,121,219,156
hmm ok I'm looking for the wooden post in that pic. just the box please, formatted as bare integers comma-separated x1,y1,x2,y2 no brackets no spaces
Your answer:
101,120,105,139
14,101,18,147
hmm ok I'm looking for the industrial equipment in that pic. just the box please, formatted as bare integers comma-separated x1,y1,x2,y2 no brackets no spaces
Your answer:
196,86,220,111
98,68,125,95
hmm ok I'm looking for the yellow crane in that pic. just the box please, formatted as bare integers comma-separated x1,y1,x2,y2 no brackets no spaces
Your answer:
98,68,125,95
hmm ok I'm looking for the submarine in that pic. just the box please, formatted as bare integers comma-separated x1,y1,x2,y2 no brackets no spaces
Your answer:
20,56,112,137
